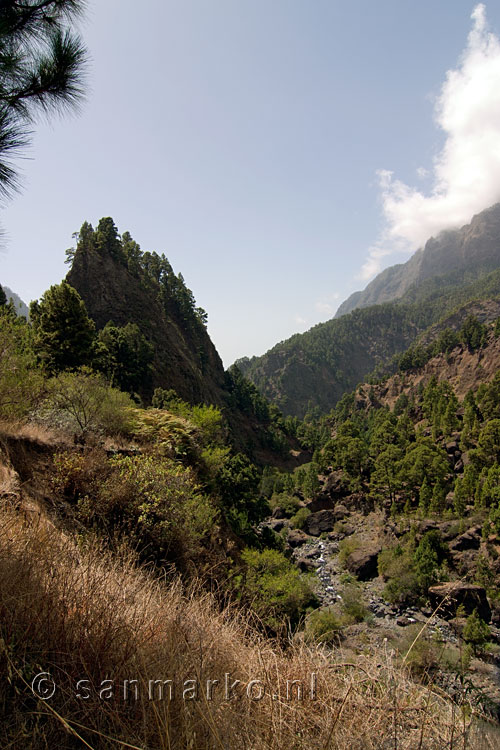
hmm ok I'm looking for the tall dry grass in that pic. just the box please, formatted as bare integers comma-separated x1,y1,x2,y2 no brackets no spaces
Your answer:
0,502,496,750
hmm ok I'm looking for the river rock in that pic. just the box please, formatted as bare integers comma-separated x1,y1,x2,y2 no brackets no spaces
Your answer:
304,510,338,536
287,529,309,548
345,544,381,581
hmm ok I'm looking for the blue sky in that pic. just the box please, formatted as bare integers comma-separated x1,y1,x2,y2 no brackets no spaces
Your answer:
2,1,500,365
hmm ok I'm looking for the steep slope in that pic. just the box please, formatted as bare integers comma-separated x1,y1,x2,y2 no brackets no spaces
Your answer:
238,272,500,418
67,234,225,407
336,203,500,317
356,317,500,412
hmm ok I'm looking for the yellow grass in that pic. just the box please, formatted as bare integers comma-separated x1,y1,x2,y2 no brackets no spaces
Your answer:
0,502,496,750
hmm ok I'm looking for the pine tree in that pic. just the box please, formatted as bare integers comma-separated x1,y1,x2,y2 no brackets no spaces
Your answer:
0,1,87,199
430,482,446,514
95,217,124,262
443,393,460,436
419,477,432,514
30,281,95,372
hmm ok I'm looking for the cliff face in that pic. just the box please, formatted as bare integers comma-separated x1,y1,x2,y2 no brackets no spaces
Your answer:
67,245,226,407
335,203,500,318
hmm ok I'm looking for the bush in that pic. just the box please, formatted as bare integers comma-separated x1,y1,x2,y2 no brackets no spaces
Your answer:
238,548,317,632
132,407,200,460
269,492,300,517
290,507,311,529
44,368,134,438
338,535,361,567
463,609,491,655
397,624,441,678
378,546,420,605
340,584,369,623
413,530,448,592
52,449,218,567
305,608,342,645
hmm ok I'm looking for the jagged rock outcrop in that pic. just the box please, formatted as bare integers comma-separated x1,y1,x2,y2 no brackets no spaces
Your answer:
67,244,226,406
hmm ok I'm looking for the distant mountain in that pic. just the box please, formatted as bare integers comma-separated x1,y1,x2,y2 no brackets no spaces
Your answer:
2,285,29,318
238,204,500,418
335,203,500,317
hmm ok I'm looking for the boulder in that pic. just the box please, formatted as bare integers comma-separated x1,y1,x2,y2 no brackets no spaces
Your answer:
323,470,349,497
449,527,481,552
396,616,413,627
427,582,491,622
333,503,349,519
304,510,337,536
306,496,336,513
271,506,287,519
296,556,317,572
287,529,309,548
345,544,381,581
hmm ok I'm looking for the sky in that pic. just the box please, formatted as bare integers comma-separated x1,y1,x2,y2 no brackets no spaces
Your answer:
2,1,500,366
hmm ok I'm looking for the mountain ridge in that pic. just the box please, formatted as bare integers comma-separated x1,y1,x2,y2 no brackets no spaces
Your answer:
335,203,500,317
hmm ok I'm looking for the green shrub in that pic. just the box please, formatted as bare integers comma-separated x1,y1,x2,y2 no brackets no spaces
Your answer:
397,625,441,678
53,449,218,567
413,530,448,591
378,546,420,605
238,548,317,632
132,407,200,460
45,368,134,438
463,609,490,655
305,608,342,645
269,492,300,517
338,535,360,567
340,584,369,623
290,507,311,530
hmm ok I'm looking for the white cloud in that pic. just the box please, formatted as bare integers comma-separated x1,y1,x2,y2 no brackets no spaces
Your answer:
294,314,307,326
361,3,500,280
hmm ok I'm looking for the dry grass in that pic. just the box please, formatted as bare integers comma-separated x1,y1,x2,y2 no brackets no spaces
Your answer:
0,418,68,446
0,503,496,750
